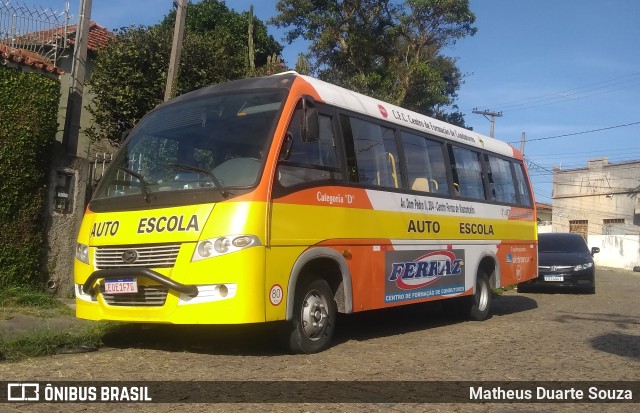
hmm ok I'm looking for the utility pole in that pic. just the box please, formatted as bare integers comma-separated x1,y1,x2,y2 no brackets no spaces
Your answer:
247,4,255,74
520,132,526,154
62,0,91,155
164,0,187,102
472,108,502,138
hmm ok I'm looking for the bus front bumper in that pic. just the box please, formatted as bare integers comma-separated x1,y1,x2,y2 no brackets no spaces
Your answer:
82,268,199,297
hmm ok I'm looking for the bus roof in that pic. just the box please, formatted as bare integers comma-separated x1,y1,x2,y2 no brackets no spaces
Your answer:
286,72,517,158
164,71,519,159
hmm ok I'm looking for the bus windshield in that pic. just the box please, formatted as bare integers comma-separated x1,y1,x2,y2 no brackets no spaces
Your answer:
93,89,286,204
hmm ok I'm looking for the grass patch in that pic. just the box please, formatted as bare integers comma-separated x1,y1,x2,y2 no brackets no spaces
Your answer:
0,286,73,319
0,322,119,362
0,286,64,308
0,286,121,361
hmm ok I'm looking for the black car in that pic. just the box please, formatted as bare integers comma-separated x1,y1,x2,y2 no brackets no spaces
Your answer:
518,233,600,294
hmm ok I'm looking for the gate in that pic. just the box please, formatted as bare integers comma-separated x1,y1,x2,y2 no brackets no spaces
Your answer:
86,152,112,205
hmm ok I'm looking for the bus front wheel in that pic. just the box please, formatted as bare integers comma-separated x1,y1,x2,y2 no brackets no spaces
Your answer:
284,277,337,354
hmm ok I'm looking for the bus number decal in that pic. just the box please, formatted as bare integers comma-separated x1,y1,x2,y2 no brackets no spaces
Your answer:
269,284,283,306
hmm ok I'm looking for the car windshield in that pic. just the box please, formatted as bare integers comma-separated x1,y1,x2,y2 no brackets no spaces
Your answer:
93,90,285,203
538,235,589,253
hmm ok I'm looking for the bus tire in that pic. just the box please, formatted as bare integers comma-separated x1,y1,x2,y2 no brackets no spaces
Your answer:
285,277,337,354
468,271,492,321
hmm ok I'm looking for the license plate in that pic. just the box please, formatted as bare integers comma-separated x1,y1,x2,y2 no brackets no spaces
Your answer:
104,278,138,294
544,275,564,282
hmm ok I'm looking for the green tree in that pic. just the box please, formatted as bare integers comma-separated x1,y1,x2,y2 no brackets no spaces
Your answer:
271,0,476,126
160,0,282,70
86,0,283,144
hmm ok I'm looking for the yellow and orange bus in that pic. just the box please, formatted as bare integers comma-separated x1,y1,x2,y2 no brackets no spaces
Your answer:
74,72,538,353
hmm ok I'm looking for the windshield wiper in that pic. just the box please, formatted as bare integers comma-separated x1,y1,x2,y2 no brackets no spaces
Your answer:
118,166,153,202
164,163,229,198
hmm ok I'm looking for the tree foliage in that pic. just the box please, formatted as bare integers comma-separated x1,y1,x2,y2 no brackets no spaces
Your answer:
271,0,476,126
86,0,282,144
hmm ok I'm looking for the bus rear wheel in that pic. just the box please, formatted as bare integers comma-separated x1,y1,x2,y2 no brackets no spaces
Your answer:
284,277,337,354
468,271,492,321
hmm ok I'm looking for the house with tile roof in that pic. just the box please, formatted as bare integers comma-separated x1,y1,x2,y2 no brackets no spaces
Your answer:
2,19,113,155
2,12,114,295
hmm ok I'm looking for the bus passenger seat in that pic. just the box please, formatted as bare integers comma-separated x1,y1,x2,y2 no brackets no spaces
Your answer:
411,178,430,192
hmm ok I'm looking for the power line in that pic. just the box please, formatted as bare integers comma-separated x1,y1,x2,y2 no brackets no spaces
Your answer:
526,146,640,159
509,121,640,145
467,72,640,113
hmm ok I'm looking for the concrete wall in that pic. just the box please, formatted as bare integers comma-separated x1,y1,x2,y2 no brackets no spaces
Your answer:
43,144,89,296
589,235,640,270
55,55,97,159
538,224,552,233
45,51,98,296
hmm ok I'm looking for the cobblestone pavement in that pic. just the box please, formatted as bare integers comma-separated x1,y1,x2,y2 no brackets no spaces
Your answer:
1,267,639,412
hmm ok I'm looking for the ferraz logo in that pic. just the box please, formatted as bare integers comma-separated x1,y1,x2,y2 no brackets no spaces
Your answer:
388,250,463,290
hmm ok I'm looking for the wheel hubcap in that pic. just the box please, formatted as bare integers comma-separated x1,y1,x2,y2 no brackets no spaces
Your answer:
477,280,488,311
301,290,329,340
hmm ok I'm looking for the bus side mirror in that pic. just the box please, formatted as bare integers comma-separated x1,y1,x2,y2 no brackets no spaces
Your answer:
301,96,319,143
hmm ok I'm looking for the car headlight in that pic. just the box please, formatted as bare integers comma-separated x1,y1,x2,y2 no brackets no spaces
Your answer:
76,243,89,264
192,235,261,261
574,262,593,271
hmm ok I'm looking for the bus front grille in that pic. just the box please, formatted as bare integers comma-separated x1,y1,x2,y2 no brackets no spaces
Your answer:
95,244,181,269
101,285,169,307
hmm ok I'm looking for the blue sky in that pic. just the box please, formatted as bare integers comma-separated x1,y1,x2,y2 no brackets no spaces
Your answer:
26,0,640,204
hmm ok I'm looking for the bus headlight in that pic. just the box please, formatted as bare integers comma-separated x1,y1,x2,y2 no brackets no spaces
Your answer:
192,235,261,261
76,243,89,264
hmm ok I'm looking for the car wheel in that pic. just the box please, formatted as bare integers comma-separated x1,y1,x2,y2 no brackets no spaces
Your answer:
282,277,337,354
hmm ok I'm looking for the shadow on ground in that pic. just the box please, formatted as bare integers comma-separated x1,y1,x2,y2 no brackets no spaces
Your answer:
590,332,640,361
98,293,539,356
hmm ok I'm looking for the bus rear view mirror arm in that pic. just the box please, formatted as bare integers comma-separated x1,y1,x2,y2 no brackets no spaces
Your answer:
301,95,319,143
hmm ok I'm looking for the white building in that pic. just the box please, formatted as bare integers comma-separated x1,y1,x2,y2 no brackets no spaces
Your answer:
552,158,640,269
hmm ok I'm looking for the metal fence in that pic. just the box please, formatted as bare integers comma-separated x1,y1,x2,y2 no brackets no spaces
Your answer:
0,0,72,65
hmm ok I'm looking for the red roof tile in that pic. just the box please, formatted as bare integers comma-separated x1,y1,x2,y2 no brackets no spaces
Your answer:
67,21,114,51
0,44,64,75
2,21,113,75
27,20,113,52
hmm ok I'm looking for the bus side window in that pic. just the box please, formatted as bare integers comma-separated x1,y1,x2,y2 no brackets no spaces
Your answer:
449,145,486,200
346,117,398,188
513,162,533,206
381,127,403,189
400,131,448,195
277,109,342,187
485,154,517,204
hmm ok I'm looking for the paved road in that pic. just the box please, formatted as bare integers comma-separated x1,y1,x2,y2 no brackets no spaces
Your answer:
1,267,639,412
